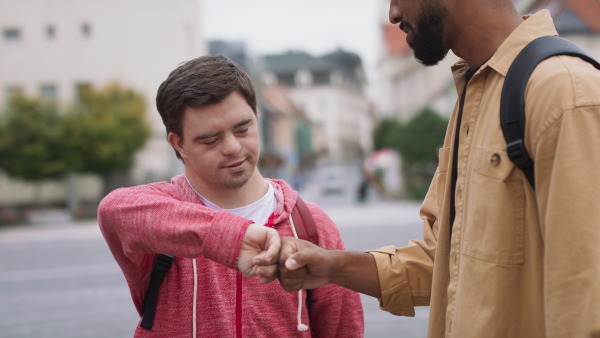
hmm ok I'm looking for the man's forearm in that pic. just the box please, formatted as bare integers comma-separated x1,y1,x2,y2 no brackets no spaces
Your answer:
329,250,381,298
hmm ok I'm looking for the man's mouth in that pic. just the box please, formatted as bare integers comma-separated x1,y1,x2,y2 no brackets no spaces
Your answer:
400,21,412,34
222,159,245,169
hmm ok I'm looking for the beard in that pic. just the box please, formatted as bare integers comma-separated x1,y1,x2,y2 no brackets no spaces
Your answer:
409,0,448,66
216,168,253,190
214,156,256,190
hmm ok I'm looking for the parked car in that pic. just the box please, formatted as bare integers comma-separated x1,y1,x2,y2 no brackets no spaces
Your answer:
317,165,347,195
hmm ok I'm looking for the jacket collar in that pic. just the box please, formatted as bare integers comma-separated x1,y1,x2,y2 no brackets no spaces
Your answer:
487,9,558,77
451,9,558,85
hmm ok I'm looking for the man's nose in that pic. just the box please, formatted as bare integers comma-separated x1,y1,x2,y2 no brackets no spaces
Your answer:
389,0,402,24
222,134,242,155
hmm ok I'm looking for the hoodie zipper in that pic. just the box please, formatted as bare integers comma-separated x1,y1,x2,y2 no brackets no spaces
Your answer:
236,216,279,337
236,271,243,338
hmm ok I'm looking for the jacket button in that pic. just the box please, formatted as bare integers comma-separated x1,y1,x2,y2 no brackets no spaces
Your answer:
490,153,501,166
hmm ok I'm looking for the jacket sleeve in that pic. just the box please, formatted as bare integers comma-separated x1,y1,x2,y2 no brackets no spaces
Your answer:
366,170,440,317
97,183,252,282
531,94,600,336
304,203,365,337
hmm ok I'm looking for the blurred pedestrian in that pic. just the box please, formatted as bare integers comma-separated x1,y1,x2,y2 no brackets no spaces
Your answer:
98,55,363,337
277,0,600,337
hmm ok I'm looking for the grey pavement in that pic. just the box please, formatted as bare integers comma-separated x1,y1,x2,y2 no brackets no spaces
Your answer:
0,195,429,338
312,199,430,338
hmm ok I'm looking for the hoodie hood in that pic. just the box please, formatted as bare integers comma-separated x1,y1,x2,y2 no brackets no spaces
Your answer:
265,178,299,223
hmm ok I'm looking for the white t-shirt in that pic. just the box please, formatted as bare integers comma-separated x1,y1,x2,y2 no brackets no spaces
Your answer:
185,177,278,226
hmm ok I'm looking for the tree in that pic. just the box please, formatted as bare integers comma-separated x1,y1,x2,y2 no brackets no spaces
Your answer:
372,107,448,200
0,96,68,205
396,107,448,165
372,117,403,151
0,96,67,181
395,107,448,199
60,82,150,196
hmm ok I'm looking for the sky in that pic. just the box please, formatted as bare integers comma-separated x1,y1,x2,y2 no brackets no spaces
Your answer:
201,0,386,83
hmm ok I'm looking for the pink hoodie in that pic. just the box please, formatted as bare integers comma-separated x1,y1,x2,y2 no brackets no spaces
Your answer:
98,175,364,337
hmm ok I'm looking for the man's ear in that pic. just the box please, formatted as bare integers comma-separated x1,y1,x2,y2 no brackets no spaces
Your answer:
167,132,185,158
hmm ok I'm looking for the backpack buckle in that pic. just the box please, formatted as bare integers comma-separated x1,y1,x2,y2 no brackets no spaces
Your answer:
155,254,174,272
506,139,532,168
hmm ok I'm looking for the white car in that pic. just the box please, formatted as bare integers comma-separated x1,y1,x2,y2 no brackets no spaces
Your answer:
317,165,347,195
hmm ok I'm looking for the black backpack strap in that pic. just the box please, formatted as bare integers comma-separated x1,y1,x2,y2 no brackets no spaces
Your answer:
500,36,600,190
140,254,174,330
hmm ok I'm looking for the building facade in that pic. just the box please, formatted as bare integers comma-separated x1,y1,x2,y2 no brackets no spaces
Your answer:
263,49,373,165
0,0,204,212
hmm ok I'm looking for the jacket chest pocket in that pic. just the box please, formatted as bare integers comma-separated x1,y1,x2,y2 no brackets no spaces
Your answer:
462,146,525,265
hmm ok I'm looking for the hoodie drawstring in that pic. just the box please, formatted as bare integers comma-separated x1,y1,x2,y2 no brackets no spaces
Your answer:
192,258,198,338
289,215,309,332
189,219,307,336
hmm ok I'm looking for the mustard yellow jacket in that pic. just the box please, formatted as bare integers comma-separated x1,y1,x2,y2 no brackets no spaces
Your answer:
368,10,600,338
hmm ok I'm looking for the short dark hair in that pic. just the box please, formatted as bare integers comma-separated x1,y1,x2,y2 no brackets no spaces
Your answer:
156,55,257,159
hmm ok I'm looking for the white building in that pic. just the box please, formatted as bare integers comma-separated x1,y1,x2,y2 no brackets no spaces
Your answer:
263,49,373,165
0,0,204,209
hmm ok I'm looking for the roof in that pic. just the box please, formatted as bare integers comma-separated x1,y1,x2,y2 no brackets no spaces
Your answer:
263,49,364,78
264,51,331,74
525,0,600,33
383,24,412,57
261,84,308,121
561,0,600,33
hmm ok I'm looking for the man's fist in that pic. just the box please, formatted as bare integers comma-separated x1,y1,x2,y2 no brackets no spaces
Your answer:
237,224,281,284
278,237,333,292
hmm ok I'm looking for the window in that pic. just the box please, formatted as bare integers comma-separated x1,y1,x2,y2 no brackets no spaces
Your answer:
75,82,92,103
295,69,314,87
5,86,24,98
40,84,57,101
81,23,91,39
3,27,21,45
46,25,56,41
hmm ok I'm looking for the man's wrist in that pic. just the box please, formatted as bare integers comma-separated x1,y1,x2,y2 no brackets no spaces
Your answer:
329,250,381,297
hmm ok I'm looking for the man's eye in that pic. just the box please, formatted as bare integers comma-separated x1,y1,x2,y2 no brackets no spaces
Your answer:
204,139,218,146
237,128,249,134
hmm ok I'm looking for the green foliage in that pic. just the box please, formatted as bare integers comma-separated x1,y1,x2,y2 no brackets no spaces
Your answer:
373,107,448,200
372,117,403,151
0,82,150,201
60,82,150,175
395,107,448,165
399,107,448,200
0,96,67,181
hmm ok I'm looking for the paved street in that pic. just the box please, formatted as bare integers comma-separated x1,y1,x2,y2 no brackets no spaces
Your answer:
300,176,430,338
0,178,429,338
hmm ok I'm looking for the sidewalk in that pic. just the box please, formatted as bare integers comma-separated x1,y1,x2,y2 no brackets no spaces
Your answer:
322,200,423,228
0,219,100,244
